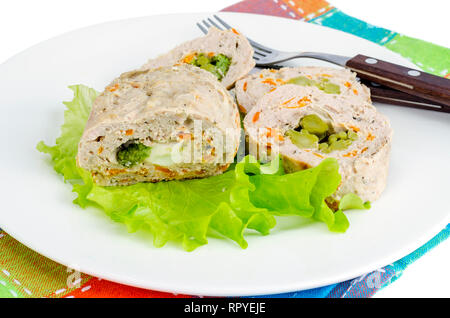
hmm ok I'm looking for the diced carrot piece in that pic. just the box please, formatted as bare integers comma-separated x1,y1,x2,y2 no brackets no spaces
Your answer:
107,168,126,176
265,128,285,141
252,111,260,123
313,152,324,158
285,96,311,108
155,166,172,174
182,53,196,63
282,97,296,105
178,133,193,140
343,150,358,158
107,83,119,92
262,78,277,86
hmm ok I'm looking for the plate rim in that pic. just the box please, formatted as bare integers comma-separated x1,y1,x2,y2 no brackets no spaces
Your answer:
0,11,448,296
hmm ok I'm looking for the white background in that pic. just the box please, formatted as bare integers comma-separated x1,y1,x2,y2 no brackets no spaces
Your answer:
0,0,448,298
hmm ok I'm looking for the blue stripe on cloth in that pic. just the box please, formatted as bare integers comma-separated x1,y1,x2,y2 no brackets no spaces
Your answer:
310,8,398,45
246,224,449,298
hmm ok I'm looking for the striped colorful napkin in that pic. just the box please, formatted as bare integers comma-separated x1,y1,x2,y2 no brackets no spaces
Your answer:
0,0,448,298
224,0,450,77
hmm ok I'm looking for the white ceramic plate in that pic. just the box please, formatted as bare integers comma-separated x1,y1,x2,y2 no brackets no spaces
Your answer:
0,12,449,297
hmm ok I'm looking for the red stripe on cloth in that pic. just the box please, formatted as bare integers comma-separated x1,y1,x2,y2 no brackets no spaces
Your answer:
63,279,193,298
223,0,299,20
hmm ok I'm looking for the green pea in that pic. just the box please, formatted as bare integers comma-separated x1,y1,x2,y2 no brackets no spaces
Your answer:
337,131,348,140
328,139,353,151
288,76,341,94
300,114,329,137
328,134,338,143
287,76,315,87
348,130,358,141
319,142,330,153
201,63,217,73
321,82,341,94
195,54,210,67
286,129,319,149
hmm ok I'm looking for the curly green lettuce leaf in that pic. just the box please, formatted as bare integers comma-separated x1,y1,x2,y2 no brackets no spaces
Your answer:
37,85,368,251
339,193,371,210
247,157,349,232
92,166,278,251
37,86,276,251
36,85,98,181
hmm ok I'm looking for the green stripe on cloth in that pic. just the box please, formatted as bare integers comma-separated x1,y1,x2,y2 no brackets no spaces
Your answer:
305,6,450,77
385,34,450,76
0,276,22,298
0,232,91,298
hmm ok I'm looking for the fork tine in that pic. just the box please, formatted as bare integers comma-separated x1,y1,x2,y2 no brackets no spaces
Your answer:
196,22,208,35
212,15,273,54
212,14,232,29
202,19,212,29
198,15,272,59
247,39,273,54
252,47,270,57
207,18,224,30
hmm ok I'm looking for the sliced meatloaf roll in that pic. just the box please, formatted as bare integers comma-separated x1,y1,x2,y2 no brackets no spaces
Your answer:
235,66,371,113
140,27,255,89
77,64,241,186
244,84,392,203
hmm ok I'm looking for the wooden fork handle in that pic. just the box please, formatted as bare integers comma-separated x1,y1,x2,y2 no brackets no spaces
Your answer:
346,54,450,107
360,79,450,113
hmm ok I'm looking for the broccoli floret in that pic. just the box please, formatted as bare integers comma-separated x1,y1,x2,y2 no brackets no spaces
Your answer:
116,142,151,168
189,53,231,81
211,54,231,80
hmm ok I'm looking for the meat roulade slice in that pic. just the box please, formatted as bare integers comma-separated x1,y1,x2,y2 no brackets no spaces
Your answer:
77,64,241,186
141,27,255,89
244,83,392,203
235,66,371,113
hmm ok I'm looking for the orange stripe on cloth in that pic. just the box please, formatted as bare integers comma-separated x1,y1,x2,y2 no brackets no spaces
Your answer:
282,0,333,19
64,278,193,298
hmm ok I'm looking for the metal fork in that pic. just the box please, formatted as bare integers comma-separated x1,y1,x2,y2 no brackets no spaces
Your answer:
197,15,450,112
197,15,349,67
